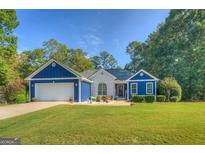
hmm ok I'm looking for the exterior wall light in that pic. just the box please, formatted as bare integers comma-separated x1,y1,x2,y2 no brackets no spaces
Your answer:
52,62,56,67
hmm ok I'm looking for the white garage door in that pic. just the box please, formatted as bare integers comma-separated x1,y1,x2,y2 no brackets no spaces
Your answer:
35,83,74,101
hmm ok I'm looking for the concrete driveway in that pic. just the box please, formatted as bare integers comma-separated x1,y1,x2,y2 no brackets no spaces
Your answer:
0,102,69,120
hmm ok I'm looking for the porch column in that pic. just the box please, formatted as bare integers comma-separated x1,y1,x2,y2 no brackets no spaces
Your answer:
29,80,31,102
114,84,117,98
127,82,129,100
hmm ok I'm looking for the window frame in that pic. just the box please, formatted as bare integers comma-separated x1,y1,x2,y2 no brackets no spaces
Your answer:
146,82,153,95
98,83,107,96
131,83,137,95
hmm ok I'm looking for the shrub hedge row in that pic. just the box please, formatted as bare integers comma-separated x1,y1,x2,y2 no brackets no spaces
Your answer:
131,95,155,103
156,95,166,102
131,94,179,103
131,95,144,102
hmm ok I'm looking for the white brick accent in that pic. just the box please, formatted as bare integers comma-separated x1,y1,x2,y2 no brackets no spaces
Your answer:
89,70,115,97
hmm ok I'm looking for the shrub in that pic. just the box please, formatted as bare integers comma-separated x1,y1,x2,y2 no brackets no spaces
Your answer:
16,93,27,104
102,96,109,103
90,96,96,102
4,80,26,103
130,95,137,102
131,95,145,103
157,95,166,102
145,95,155,103
96,96,101,102
170,96,178,102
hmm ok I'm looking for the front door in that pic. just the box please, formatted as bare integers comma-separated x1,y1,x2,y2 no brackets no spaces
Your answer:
117,84,124,98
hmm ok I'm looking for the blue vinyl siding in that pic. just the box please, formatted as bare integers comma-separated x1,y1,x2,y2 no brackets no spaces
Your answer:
30,79,79,102
33,62,76,78
128,81,156,99
130,71,153,80
81,81,91,102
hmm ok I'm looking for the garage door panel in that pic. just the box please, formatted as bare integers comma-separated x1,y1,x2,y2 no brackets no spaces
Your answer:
35,83,74,101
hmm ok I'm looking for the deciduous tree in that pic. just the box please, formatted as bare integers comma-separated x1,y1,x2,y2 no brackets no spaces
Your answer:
0,10,19,85
90,51,118,69
125,10,205,101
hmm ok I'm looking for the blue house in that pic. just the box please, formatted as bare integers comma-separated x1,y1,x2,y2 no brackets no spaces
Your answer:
126,69,159,100
25,59,159,103
25,59,92,102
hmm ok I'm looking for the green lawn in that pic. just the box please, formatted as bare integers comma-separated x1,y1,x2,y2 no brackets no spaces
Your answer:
1,103,205,144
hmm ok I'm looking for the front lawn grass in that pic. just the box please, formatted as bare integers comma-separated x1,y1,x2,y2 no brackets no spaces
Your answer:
1,102,205,144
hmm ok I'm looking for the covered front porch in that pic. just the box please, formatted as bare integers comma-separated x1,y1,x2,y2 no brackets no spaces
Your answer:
114,81,127,100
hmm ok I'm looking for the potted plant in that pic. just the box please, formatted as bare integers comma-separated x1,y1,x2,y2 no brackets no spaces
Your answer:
96,96,101,102
102,96,109,103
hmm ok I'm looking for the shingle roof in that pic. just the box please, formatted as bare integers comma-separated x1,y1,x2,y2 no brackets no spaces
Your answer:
82,69,134,80
106,69,134,80
81,69,98,78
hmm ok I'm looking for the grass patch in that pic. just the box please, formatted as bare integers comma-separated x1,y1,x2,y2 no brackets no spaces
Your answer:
0,103,8,106
1,102,205,144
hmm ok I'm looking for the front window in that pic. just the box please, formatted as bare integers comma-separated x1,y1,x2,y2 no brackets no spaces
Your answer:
146,82,153,94
131,83,137,94
98,83,107,95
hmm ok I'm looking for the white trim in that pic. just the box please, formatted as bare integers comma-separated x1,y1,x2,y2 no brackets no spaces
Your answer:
56,60,84,78
80,77,93,83
35,82,74,101
114,80,127,84
122,84,125,98
127,82,129,100
89,69,117,80
127,69,159,81
25,59,92,83
27,77,93,83
127,79,156,82
56,61,92,83
146,82,153,95
130,83,137,95
97,82,107,96
79,79,81,102
29,80,31,102
34,84,36,100
27,77,79,81
25,59,53,80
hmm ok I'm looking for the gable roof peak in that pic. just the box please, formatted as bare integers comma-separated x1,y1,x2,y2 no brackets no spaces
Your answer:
25,59,93,82
92,69,117,79
127,69,159,81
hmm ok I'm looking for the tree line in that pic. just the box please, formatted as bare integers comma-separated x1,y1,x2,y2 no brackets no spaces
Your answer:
125,10,205,101
19,39,121,79
1,9,205,102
